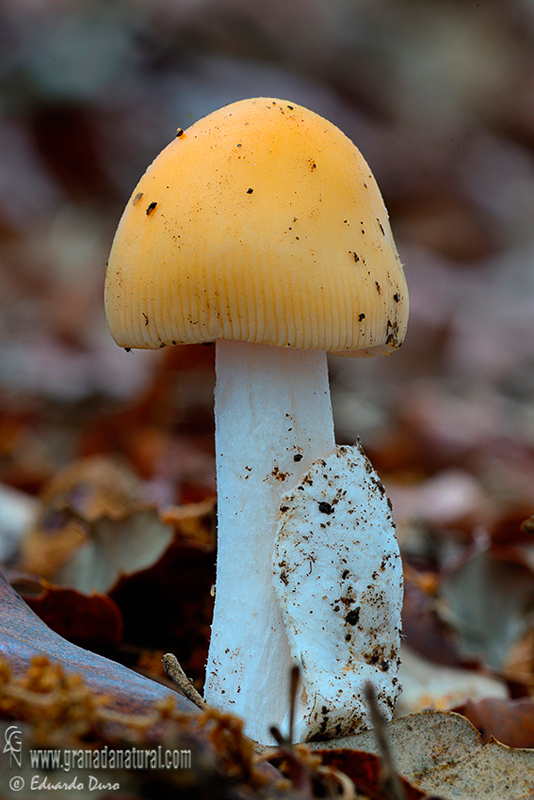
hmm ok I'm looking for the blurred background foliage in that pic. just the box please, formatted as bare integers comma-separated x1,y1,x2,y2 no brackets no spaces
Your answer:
2,0,534,487
2,0,534,695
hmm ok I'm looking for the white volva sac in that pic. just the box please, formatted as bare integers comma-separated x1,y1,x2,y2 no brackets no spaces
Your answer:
273,445,403,741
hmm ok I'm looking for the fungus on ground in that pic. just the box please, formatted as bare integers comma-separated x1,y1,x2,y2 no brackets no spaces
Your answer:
104,97,409,745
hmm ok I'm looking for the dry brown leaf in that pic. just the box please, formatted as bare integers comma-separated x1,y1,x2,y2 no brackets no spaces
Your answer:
0,569,192,718
504,626,534,689
20,455,145,577
49,505,175,595
439,543,534,670
453,697,534,749
160,496,216,546
0,483,38,561
0,414,53,493
314,747,437,799
12,576,123,652
109,501,216,686
402,569,464,667
19,497,216,688
37,455,144,520
397,645,507,717
314,710,534,800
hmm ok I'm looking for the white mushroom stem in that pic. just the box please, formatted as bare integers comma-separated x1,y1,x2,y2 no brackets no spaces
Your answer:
204,339,335,744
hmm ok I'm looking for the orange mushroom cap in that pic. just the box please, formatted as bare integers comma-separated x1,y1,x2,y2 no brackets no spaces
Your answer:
105,97,408,356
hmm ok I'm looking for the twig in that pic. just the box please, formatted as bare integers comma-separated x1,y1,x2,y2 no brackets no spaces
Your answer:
162,653,208,711
269,662,301,747
364,682,406,800
316,764,356,800
288,663,300,746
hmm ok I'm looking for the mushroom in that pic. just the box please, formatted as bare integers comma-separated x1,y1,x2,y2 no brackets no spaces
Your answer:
104,97,409,744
